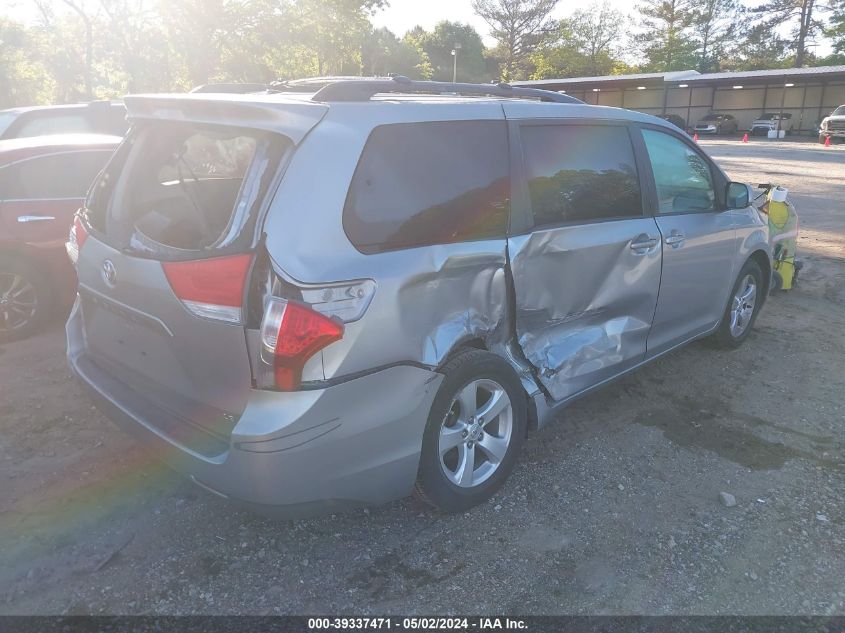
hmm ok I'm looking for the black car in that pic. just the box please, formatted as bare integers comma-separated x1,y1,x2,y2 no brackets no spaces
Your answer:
0,101,127,141
657,113,687,131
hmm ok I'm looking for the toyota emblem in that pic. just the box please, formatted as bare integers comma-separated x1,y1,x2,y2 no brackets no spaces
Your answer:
102,259,117,286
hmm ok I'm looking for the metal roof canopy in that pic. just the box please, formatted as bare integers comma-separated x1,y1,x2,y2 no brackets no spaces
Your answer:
667,65,845,87
515,65,845,91
515,70,700,91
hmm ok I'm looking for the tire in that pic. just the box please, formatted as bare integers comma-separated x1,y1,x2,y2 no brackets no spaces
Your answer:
415,349,527,513
819,135,827,144
0,255,54,343
710,259,764,349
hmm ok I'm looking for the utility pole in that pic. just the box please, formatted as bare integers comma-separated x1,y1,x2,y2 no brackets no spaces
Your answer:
451,43,462,83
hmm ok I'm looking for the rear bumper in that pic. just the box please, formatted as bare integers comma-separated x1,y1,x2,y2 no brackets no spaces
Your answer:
66,301,442,516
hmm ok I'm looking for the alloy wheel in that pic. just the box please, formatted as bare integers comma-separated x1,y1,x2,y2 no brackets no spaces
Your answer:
438,379,513,488
0,273,38,334
729,274,757,338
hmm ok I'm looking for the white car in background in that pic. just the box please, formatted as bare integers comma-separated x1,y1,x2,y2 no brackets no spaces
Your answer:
819,105,845,144
750,112,793,136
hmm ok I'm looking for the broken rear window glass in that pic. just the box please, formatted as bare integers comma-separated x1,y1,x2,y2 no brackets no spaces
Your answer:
126,125,258,250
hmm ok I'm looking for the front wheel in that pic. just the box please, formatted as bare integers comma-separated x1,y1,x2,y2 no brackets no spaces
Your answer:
415,350,527,513
710,259,764,349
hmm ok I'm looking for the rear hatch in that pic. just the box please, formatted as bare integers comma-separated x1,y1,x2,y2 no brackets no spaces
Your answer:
72,95,326,447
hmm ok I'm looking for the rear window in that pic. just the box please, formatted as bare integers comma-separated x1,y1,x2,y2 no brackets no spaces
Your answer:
343,121,510,254
14,112,93,137
93,122,286,253
0,112,16,138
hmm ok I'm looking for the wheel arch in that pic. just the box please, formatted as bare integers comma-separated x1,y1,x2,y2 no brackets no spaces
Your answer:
748,249,772,298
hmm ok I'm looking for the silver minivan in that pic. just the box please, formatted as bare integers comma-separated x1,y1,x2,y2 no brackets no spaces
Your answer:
67,78,771,516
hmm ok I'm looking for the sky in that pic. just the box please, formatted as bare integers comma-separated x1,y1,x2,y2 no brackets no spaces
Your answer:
370,0,632,45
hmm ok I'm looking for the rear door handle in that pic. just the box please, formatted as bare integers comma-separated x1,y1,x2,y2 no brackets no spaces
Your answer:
630,234,659,253
665,232,686,248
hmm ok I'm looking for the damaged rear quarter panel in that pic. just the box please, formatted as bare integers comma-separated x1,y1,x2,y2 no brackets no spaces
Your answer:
319,241,514,379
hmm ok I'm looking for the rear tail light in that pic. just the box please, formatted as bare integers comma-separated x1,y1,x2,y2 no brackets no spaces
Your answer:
259,297,344,390
66,216,89,266
162,254,253,324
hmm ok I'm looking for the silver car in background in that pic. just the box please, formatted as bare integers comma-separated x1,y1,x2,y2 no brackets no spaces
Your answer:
67,78,771,516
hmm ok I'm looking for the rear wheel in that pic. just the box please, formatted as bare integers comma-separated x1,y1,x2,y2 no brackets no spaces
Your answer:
415,349,527,513
711,259,764,349
0,256,53,343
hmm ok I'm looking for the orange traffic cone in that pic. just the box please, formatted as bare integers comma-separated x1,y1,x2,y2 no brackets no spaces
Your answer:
693,133,699,142
742,133,749,143
825,136,831,147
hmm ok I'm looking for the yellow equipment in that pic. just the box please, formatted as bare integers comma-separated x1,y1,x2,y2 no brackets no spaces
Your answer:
762,186,800,291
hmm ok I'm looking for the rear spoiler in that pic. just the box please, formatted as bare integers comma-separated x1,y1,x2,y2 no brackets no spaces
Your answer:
123,94,328,144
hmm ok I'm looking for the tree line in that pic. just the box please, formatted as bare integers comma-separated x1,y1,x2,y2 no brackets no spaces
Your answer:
1,0,844,108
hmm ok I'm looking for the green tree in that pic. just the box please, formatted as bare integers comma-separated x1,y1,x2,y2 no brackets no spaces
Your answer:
749,0,830,68
569,3,624,75
291,0,385,76
0,19,53,107
407,21,489,82
361,27,432,78
529,3,626,79
825,0,845,61
689,0,742,72
636,0,698,71
723,22,791,70
471,0,559,80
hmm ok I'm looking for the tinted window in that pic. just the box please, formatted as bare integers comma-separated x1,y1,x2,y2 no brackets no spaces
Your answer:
0,151,112,200
343,121,509,254
14,112,93,137
642,129,716,214
520,124,642,228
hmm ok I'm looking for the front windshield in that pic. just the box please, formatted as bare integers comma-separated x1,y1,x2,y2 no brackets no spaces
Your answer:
834,106,845,116
0,111,18,138
702,114,720,121
760,113,777,119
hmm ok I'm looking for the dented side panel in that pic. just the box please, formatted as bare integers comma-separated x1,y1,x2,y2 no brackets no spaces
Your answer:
318,242,517,379
508,218,663,402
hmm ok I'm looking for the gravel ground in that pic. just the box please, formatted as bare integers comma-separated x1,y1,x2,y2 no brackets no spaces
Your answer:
0,138,843,616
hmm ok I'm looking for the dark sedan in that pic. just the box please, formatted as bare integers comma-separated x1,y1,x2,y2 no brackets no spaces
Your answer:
656,113,687,131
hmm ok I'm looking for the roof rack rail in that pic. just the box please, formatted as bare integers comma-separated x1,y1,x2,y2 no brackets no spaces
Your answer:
310,76,582,104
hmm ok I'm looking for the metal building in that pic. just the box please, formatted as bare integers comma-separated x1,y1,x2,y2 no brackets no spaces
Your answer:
514,65,845,135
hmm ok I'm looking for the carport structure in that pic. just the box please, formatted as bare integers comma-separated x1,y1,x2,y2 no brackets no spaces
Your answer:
514,65,845,135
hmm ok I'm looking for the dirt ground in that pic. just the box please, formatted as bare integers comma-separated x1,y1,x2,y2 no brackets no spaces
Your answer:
0,138,843,616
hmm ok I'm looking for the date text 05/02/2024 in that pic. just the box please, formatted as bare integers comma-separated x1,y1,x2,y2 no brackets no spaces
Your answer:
307,617,528,630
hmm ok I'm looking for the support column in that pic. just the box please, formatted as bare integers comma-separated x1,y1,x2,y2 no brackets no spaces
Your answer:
798,84,808,133
686,85,693,130
818,82,828,127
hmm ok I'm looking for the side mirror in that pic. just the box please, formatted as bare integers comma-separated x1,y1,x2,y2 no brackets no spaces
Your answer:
726,181,752,209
